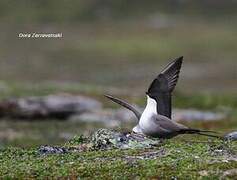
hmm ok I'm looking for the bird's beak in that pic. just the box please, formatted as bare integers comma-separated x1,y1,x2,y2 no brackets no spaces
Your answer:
145,92,148,95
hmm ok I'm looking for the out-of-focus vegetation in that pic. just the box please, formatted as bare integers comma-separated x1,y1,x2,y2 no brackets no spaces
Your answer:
1,0,237,23
0,1,236,93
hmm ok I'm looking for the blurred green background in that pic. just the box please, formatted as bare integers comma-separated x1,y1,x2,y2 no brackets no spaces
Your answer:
0,0,237,147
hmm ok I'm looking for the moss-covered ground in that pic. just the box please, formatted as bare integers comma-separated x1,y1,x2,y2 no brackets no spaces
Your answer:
0,137,236,179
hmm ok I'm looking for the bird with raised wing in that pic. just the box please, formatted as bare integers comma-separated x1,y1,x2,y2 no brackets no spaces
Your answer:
105,57,220,139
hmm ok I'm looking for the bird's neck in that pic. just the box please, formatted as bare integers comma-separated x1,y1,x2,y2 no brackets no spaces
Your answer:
140,96,157,122
145,96,157,113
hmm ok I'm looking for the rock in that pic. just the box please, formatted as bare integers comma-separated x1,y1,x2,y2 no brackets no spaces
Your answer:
0,94,102,119
38,145,68,155
172,109,226,122
224,131,237,141
90,129,160,150
37,129,161,154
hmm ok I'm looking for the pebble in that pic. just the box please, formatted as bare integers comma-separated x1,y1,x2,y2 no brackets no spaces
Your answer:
38,145,68,154
224,131,237,141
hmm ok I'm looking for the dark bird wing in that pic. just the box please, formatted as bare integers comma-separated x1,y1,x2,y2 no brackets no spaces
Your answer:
147,56,183,118
104,94,141,121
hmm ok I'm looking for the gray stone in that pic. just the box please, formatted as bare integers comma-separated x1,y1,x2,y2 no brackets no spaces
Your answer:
0,94,102,119
224,131,237,141
173,109,226,122
90,129,161,150
38,145,68,154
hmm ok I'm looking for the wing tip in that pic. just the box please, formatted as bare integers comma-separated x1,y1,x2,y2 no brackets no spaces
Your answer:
104,94,112,98
177,56,183,61
161,56,183,74
103,93,141,120
173,56,183,66
104,94,117,102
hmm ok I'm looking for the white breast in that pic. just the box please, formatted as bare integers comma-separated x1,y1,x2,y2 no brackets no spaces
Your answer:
139,96,157,130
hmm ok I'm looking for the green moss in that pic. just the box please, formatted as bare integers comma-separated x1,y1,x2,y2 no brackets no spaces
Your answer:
0,136,237,179
65,135,86,146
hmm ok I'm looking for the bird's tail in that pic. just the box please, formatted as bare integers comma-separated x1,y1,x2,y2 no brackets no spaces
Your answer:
196,132,223,139
188,129,219,134
179,129,222,139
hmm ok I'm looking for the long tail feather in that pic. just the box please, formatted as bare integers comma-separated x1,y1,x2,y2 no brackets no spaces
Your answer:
179,129,222,139
199,130,219,134
196,132,223,139
186,128,219,134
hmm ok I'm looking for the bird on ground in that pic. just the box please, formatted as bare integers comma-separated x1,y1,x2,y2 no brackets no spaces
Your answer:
105,56,220,139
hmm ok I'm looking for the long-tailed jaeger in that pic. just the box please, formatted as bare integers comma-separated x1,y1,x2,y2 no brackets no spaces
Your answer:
105,56,220,139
